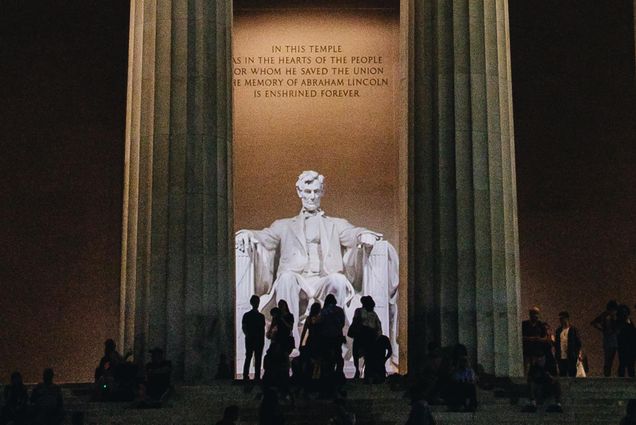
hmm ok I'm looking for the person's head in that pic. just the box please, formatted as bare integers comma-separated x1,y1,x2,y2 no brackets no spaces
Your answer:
223,405,239,421
270,307,280,318
457,354,470,369
361,296,376,312
618,304,631,320
606,300,618,313
309,302,321,317
104,338,116,354
296,170,325,212
529,306,540,322
43,368,54,385
428,349,443,369
250,295,260,310
277,299,289,314
324,294,337,306
558,311,570,327
149,347,164,363
10,371,23,386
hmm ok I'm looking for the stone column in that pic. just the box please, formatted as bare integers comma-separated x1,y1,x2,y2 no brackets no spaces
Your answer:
409,0,522,376
120,0,233,382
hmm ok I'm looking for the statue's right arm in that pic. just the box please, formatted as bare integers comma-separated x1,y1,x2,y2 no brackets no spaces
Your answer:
235,220,283,252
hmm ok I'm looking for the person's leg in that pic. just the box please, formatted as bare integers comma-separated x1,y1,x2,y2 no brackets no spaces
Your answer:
254,345,264,381
321,273,351,309
244,342,254,380
352,345,361,379
618,349,626,377
567,358,578,377
552,380,562,404
628,355,635,378
603,347,616,377
557,360,568,377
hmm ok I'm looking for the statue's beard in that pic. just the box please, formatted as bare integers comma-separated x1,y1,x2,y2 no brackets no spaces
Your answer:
302,200,320,211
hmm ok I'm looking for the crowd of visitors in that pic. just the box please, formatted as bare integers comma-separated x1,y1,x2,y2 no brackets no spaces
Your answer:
243,294,394,403
3,297,635,424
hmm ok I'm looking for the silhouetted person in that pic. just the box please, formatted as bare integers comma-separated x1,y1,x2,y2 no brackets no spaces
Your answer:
143,348,172,402
242,295,266,381
263,307,293,402
405,385,437,425
299,302,322,392
349,296,382,379
620,399,636,425
554,311,582,377
1,371,28,425
447,354,477,412
522,307,550,374
319,294,346,395
31,368,64,425
365,335,392,384
259,388,285,425
216,405,239,425
617,305,636,377
591,300,619,376
95,338,123,382
523,355,562,413
417,343,446,405
277,299,295,355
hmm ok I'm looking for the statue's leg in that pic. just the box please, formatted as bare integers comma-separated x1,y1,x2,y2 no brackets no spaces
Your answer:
321,273,351,308
274,271,303,348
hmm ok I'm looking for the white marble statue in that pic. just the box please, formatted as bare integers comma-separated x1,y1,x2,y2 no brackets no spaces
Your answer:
235,170,399,373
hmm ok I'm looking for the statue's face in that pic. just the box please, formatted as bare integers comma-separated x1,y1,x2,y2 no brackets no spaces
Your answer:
297,179,324,212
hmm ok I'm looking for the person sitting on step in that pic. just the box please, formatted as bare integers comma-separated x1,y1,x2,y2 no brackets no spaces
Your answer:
523,354,563,413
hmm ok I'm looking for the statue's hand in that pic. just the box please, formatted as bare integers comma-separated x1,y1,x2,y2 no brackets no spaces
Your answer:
235,230,255,253
359,231,382,247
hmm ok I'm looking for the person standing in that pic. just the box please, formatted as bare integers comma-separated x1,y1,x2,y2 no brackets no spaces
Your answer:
554,311,582,377
590,300,619,376
617,305,636,377
242,295,266,381
319,294,346,395
522,307,551,373
349,296,382,379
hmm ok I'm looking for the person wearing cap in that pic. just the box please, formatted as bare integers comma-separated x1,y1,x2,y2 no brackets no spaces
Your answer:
554,311,582,377
521,307,551,373
144,347,172,402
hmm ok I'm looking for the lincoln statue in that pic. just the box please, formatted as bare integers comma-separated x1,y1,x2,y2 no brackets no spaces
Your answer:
235,170,399,367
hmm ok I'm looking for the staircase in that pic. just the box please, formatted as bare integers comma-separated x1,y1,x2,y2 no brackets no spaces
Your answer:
58,378,635,424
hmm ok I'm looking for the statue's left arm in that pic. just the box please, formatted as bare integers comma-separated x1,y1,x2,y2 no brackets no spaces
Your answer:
334,218,382,248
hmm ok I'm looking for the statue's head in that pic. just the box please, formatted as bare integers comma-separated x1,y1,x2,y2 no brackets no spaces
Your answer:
295,170,325,212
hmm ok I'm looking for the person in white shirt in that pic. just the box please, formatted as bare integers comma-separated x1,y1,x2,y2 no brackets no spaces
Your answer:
554,311,582,377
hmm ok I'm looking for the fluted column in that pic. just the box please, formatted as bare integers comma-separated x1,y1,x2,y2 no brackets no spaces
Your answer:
409,0,522,376
120,0,232,382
